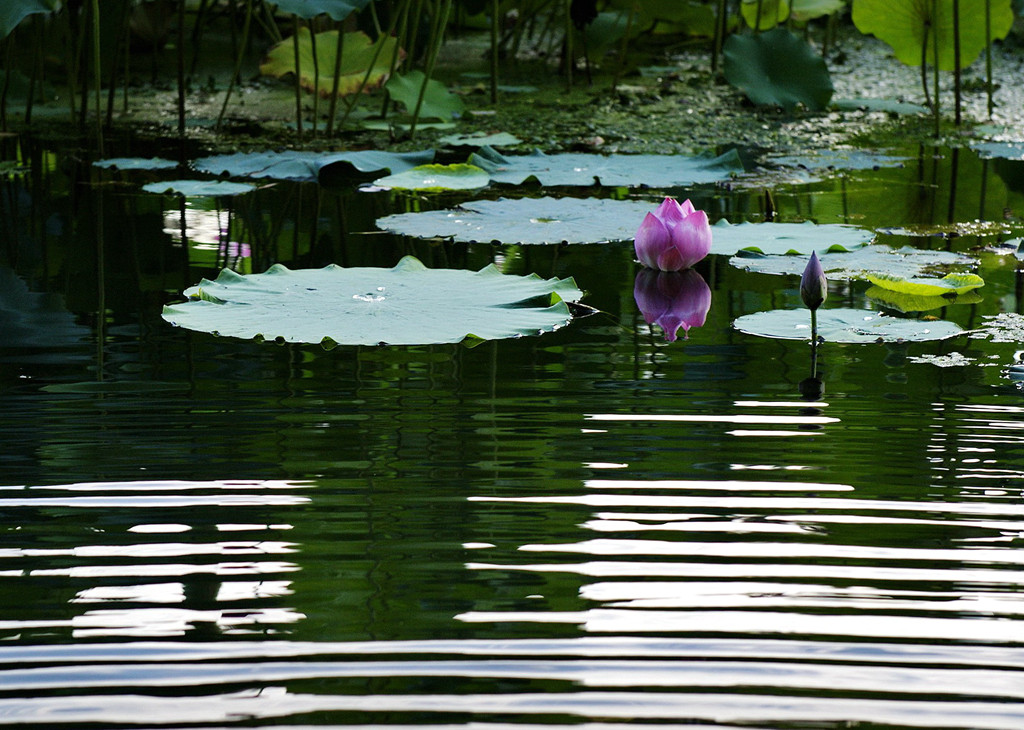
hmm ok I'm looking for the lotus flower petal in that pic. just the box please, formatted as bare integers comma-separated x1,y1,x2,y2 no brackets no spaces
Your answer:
634,197,712,272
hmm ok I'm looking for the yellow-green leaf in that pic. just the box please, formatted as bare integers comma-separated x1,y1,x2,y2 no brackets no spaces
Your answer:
866,272,985,296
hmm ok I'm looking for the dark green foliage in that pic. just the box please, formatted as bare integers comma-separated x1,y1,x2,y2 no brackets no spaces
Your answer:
723,27,833,112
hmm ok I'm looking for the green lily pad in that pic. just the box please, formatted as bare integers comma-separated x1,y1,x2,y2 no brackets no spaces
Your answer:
373,164,490,191
740,0,789,30
867,286,983,313
270,0,372,20
972,141,1024,161
1,0,57,41
767,149,908,171
852,0,1014,71
260,28,401,97
730,245,974,278
790,0,846,21
439,132,523,148
734,307,963,343
377,196,657,245
866,272,985,296
877,221,1016,237
385,71,465,121
194,150,434,182
723,27,833,111
711,220,874,256
161,256,584,346
468,147,743,187
142,180,256,197
94,157,178,171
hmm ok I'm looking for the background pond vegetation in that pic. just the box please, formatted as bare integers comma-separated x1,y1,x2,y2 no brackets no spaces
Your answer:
4,1,1024,728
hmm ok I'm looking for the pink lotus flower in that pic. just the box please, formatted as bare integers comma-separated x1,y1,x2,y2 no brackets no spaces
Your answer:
800,251,827,311
634,268,712,342
634,197,712,271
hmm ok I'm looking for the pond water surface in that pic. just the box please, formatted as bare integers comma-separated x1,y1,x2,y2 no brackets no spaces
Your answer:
2,133,1024,728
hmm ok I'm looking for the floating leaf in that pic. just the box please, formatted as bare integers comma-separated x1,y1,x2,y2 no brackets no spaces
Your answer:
877,220,1016,237
867,286,983,313
832,98,930,115
94,157,178,171
373,164,489,191
142,180,256,197
971,313,1024,343
866,272,985,296
723,27,833,111
730,245,975,279
161,256,583,346
711,220,874,256
972,141,1024,161
468,147,743,187
378,196,657,245
260,28,401,97
734,307,963,343
385,71,465,121
194,150,434,182
439,132,523,148
270,0,372,20
852,0,1013,71
767,149,908,171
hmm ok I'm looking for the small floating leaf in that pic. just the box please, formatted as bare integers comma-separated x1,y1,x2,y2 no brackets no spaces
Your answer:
161,256,584,346
94,157,178,171
866,272,985,296
711,220,874,256
378,196,657,245
373,163,489,191
142,180,256,197
439,132,522,148
867,287,983,313
734,307,963,343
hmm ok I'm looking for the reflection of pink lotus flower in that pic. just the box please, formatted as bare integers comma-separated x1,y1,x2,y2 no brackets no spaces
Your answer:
634,268,712,342
634,197,712,271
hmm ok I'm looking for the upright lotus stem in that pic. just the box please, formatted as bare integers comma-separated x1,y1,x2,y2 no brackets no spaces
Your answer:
800,251,827,343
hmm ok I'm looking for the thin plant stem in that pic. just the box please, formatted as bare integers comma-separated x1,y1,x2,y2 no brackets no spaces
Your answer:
810,308,817,344
217,0,253,131
985,0,993,118
611,1,637,92
326,24,345,135
309,24,320,137
409,0,453,139
490,0,498,104
920,27,931,110
953,0,961,125
177,0,186,137
91,0,104,154
932,0,940,136
564,0,573,88
712,0,727,72
292,15,303,137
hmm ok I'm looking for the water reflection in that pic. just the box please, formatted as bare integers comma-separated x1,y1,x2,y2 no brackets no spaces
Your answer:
633,268,711,341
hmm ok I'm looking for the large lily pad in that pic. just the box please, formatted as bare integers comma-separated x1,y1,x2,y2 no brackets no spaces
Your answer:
377,197,656,245
711,220,875,256
734,308,963,343
867,286,983,313
852,0,1014,71
730,245,974,279
260,29,400,97
161,256,583,346
467,147,744,187
723,27,833,111
194,150,434,183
